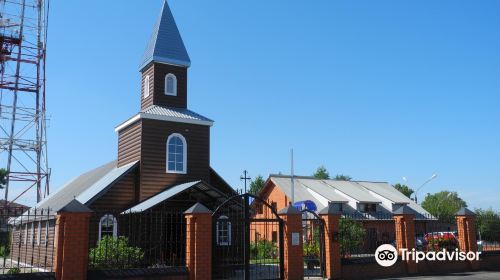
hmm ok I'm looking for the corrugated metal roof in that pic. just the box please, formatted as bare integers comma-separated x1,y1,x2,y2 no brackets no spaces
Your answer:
270,177,327,209
143,105,213,123
11,161,138,224
356,182,411,204
322,180,381,203
140,0,190,70
295,179,349,203
123,181,201,213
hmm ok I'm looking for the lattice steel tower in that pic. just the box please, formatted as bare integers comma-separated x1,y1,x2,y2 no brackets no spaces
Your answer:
0,0,50,204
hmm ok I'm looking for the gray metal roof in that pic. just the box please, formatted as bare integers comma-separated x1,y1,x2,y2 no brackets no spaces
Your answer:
143,105,213,123
140,0,190,70
115,105,214,132
270,177,327,209
124,181,201,213
123,180,230,213
322,180,381,203
295,179,348,203
10,161,138,224
356,181,411,204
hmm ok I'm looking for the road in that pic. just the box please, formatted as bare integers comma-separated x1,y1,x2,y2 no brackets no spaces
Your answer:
383,271,500,280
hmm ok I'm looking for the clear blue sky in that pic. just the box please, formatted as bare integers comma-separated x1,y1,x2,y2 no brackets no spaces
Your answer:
36,0,500,210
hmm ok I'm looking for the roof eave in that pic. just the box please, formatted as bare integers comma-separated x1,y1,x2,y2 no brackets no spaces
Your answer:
139,56,191,72
115,112,214,132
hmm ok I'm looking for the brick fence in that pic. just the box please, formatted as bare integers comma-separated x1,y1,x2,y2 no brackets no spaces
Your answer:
45,201,494,280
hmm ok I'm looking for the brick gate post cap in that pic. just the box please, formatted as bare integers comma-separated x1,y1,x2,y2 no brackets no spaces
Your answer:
319,204,342,215
57,199,93,213
184,202,212,214
393,205,416,215
455,207,475,216
278,204,300,215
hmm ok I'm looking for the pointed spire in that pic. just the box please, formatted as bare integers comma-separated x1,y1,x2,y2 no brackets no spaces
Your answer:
140,0,191,71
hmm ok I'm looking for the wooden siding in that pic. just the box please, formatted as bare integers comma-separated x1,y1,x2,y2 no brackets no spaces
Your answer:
89,168,139,212
117,120,142,167
10,220,56,270
141,62,187,110
141,64,155,109
139,119,210,201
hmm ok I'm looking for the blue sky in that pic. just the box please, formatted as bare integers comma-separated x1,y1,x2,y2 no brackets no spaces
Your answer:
33,0,500,210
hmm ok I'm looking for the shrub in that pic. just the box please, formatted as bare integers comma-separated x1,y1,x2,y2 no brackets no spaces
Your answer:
250,240,278,259
339,217,366,258
7,267,21,274
303,242,320,258
89,236,144,269
425,232,458,251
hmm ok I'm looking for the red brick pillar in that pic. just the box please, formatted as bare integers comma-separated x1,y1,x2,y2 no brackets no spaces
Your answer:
53,200,93,280
319,204,341,280
278,205,303,280
393,206,417,274
456,207,479,269
184,203,212,280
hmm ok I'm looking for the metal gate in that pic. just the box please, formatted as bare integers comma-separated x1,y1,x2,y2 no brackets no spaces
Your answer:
302,209,325,277
212,193,284,280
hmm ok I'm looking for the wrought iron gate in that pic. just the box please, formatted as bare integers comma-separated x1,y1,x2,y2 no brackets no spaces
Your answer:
302,209,325,277
212,193,284,280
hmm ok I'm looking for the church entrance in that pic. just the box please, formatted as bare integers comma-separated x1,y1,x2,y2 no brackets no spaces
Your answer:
212,193,284,280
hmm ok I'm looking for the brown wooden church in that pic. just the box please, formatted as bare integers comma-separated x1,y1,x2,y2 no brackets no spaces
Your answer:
9,0,235,269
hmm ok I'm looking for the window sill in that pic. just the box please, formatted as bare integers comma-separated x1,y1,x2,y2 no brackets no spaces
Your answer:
166,170,187,175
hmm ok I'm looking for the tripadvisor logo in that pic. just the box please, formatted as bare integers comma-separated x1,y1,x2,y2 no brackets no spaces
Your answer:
375,244,481,267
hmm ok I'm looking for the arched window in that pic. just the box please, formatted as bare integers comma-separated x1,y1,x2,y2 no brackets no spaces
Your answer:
165,73,177,96
144,75,150,98
166,133,187,173
216,216,231,246
99,214,117,242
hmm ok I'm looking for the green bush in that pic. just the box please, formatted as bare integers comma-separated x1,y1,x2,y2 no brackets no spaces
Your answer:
339,217,366,257
250,240,278,259
89,236,144,269
7,267,20,274
303,242,320,258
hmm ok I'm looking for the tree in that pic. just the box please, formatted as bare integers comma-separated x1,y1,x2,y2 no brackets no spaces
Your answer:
249,175,265,195
334,174,352,181
313,166,330,179
393,183,414,198
475,208,500,242
421,191,467,222
0,169,7,189
339,217,366,257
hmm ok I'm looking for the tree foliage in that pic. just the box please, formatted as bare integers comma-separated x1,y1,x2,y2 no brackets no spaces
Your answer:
334,174,352,181
421,191,467,222
313,166,330,179
339,217,366,257
393,183,414,198
0,169,7,189
475,208,500,242
249,175,265,195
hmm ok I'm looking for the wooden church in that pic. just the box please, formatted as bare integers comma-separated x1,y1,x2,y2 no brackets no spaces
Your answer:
9,0,235,269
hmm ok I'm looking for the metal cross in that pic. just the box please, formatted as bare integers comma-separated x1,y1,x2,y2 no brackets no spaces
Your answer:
240,170,251,194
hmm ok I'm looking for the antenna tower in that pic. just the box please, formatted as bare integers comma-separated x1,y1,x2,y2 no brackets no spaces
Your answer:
0,0,50,204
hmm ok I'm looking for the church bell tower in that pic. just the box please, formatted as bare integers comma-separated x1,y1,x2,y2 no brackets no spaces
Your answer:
115,0,213,201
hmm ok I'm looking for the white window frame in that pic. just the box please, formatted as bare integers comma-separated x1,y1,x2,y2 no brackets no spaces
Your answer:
23,224,28,244
216,216,232,246
98,214,118,242
144,75,150,98
166,133,187,174
37,221,42,246
30,223,35,245
164,73,177,96
43,221,49,245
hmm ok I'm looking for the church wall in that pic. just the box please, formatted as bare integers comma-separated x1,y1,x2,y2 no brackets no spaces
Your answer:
117,120,142,167
89,169,139,212
139,119,210,201
141,62,188,110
